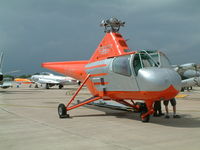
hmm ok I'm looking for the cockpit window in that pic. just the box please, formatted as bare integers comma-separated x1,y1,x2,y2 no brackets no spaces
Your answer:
133,53,158,75
148,51,171,68
159,52,171,68
133,50,172,75
112,55,131,76
133,54,142,75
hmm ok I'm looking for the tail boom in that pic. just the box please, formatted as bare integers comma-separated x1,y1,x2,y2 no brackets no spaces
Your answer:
41,60,89,81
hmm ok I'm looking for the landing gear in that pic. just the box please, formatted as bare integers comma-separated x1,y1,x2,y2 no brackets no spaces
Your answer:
59,85,63,89
58,104,70,118
46,83,50,89
139,102,153,123
140,106,150,122
57,74,101,119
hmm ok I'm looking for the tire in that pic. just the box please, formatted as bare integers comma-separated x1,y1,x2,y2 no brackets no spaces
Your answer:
140,110,150,122
58,103,69,118
46,84,50,89
59,85,63,89
140,103,150,122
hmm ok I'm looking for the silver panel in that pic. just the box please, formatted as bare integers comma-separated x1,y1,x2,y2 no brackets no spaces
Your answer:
86,57,139,92
136,67,182,91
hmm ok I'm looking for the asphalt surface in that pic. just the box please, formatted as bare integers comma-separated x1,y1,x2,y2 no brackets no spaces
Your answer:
0,84,200,150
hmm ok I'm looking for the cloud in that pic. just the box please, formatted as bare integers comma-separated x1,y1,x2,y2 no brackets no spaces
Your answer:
0,0,200,74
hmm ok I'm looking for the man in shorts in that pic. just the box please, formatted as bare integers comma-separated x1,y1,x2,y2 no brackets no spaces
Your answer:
153,101,164,117
163,98,181,118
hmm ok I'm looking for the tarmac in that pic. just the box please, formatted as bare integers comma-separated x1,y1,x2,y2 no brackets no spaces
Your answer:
0,84,200,150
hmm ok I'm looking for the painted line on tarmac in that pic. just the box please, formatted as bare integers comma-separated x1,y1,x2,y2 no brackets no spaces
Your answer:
0,104,56,109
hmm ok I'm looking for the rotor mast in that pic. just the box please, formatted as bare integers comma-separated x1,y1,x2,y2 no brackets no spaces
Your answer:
100,17,125,33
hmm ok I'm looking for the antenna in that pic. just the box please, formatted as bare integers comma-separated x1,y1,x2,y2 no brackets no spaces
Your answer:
100,17,125,33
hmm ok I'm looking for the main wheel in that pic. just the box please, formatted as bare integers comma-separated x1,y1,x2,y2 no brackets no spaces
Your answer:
140,110,150,122
58,103,69,118
59,85,63,89
46,84,50,89
139,103,150,122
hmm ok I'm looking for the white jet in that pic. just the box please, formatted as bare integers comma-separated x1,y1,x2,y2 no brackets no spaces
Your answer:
0,78,13,89
173,63,200,91
0,51,13,89
31,72,77,89
0,51,3,84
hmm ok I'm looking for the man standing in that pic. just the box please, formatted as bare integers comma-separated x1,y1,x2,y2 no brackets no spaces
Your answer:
153,101,164,117
163,98,181,118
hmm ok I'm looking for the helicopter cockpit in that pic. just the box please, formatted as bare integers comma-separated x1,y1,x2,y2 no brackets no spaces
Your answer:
112,50,172,76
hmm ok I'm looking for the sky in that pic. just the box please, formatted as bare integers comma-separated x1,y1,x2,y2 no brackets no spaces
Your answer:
1,0,200,75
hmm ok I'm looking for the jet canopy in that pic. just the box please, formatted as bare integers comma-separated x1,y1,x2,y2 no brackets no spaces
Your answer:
40,72,53,76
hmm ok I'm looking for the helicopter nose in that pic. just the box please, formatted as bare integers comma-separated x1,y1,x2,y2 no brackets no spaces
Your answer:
137,67,182,94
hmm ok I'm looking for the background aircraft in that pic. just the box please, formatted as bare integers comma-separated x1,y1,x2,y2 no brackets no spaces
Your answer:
14,78,33,84
173,63,200,91
0,51,3,84
0,78,13,89
42,18,182,122
0,51,13,89
31,72,77,89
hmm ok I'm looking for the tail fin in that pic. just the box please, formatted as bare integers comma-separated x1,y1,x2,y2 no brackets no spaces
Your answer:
42,60,89,81
89,32,131,63
0,51,3,73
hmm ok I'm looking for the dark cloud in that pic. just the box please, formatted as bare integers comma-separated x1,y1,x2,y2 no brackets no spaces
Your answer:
1,0,200,75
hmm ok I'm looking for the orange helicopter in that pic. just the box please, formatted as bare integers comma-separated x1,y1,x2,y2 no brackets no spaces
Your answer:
42,18,182,122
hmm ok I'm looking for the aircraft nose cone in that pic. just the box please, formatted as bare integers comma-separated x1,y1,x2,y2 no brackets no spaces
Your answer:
137,68,182,92
31,76,34,80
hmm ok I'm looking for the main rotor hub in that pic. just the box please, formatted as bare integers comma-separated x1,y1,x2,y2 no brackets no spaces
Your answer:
100,17,125,33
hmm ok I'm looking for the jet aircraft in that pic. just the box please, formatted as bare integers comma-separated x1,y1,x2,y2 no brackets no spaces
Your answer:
0,51,3,84
0,52,13,89
14,78,33,84
173,63,200,91
42,18,182,122
0,78,13,89
31,72,77,89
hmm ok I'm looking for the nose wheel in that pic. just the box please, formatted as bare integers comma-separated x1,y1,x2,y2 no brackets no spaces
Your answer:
139,102,153,122
140,109,150,122
58,103,70,118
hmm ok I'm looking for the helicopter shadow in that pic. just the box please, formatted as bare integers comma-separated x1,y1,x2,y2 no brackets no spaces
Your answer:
71,105,200,128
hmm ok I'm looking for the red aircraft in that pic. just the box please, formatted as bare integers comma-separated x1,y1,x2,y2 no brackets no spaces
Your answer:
42,18,182,122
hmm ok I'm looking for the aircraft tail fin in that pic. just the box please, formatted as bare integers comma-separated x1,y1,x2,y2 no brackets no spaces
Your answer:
0,51,3,73
89,32,132,63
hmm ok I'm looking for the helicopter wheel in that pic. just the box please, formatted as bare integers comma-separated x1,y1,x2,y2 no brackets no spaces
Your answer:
140,103,150,122
58,103,70,118
140,110,150,122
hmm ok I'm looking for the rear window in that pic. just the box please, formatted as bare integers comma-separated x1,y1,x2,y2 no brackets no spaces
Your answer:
112,55,131,76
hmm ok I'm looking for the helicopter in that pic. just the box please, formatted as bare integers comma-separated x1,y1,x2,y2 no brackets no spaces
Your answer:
42,18,182,122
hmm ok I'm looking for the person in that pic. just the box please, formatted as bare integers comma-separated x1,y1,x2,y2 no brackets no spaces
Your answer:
163,98,181,118
153,101,164,117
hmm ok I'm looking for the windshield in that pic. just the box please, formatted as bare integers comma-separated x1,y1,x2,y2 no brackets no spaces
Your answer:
133,52,158,75
132,50,171,75
159,52,171,68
